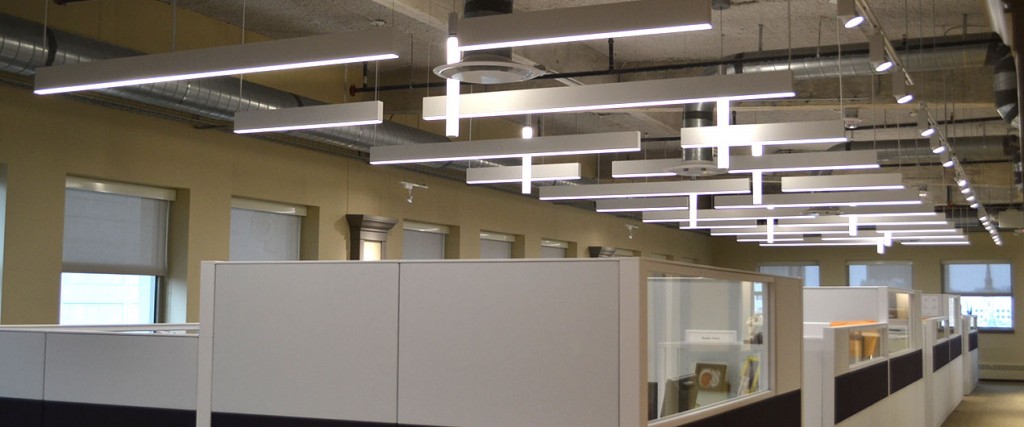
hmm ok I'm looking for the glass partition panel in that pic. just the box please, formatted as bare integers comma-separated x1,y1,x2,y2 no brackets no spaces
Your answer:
848,325,885,366
937,319,950,341
887,291,912,354
647,275,768,421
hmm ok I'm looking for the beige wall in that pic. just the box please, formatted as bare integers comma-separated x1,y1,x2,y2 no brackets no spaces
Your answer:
710,234,1024,367
0,81,712,324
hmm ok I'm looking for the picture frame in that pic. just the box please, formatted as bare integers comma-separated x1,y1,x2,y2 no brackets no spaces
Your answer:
738,355,760,395
694,362,729,392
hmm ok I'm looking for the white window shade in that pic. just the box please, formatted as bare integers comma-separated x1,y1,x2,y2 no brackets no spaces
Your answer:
403,229,446,260
62,189,169,275
944,263,1012,295
480,239,513,259
230,208,301,261
849,262,913,289
540,246,567,258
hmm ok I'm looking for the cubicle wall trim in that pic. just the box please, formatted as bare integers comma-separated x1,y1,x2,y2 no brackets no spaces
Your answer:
889,349,924,394
949,335,963,361
968,331,979,351
833,358,889,424
933,340,952,372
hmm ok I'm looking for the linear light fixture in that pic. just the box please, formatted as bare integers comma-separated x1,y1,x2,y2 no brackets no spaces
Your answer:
369,131,639,165
837,204,940,217
680,220,759,230
761,241,879,247
422,71,795,120
679,120,848,149
780,173,904,193
643,207,815,223
900,240,971,246
446,15,461,138
777,216,950,228
710,227,855,236
737,237,806,243
822,233,965,241
35,29,399,95
466,161,581,184
456,0,712,52
466,163,581,184
539,178,749,201
715,189,923,209
611,158,682,178
595,197,690,213
727,150,880,174
233,101,383,134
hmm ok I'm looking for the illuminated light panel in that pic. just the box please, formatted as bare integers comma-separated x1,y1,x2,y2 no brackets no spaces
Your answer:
456,0,712,52
422,71,795,120
715,190,923,210
644,207,815,223
727,150,880,174
711,227,856,236
465,163,581,184
445,33,461,137
370,131,639,165
679,221,759,230
611,158,682,178
781,173,904,193
35,29,399,95
595,197,690,213
737,237,806,243
679,120,848,148
777,217,950,228
234,101,383,134
760,241,878,247
821,232,965,241
539,178,749,201
900,240,971,246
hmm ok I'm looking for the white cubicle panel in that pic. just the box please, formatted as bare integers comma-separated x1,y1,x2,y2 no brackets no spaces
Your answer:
204,262,400,425
962,315,979,394
805,288,889,323
922,316,962,427
397,261,622,427
43,333,197,410
0,331,46,400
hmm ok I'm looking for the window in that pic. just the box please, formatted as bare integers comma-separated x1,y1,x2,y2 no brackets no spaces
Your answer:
848,261,912,289
540,239,568,258
230,198,304,261
403,221,448,259
480,231,514,259
944,262,1013,330
61,177,174,325
758,263,820,287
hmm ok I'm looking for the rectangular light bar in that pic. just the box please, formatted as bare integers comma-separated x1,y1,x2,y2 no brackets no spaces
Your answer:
822,233,965,241
370,131,639,165
711,227,855,236
595,197,689,213
900,240,971,246
728,150,879,174
715,189,923,209
466,163,581,184
35,29,399,95
234,101,383,134
681,220,759,230
837,204,939,217
761,241,878,247
777,216,951,228
643,207,815,223
737,237,806,243
539,178,749,201
874,224,957,232
781,173,905,193
680,120,848,148
422,71,795,120
611,158,682,178
457,0,712,52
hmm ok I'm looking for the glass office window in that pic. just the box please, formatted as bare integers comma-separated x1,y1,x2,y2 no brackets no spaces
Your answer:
230,202,303,261
944,262,1013,330
61,179,173,325
403,221,448,259
480,231,514,259
848,261,913,289
758,263,820,287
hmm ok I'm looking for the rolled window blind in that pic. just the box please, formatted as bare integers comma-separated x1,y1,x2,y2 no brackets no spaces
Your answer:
403,229,445,259
62,189,169,275
229,208,301,261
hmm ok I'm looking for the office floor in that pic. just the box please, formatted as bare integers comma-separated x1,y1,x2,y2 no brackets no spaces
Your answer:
942,381,1024,427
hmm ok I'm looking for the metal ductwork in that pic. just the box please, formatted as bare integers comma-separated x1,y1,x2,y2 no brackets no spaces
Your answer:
434,0,546,84
839,135,1017,166
731,34,992,80
671,102,722,177
992,46,1020,128
0,13,445,155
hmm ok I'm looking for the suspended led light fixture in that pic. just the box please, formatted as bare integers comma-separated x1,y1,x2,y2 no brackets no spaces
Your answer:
918,112,936,137
957,177,969,188
940,151,954,168
446,15,462,138
837,0,865,29
681,221,760,230
422,71,795,120
233,101,383,134
644,207,816,223
611,158,684,178
929,135,947,154
538,178,749,201
678,120,848,150
966,194,977,202
712,227,857,237
455,0,712,52
35,28,400,95
892,70,914,104
780,173,904,193
715,189,923,210
970,202,979,209
370,131,639,164
595,197,690,213
465,163,581,184
901,240,970,246
868,34,893,73
727,150,880,174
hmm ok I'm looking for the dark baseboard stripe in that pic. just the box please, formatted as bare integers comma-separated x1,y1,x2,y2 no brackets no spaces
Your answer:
889,349,924,394
834,361,888,424
950,335,963,360
933,340,951,372
969,331,979,351
669,389,802,427
213,412,442,427
0,396,43,427
42,400,194,427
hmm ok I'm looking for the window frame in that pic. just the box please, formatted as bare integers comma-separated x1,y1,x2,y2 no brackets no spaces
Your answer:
942,260,1014,332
